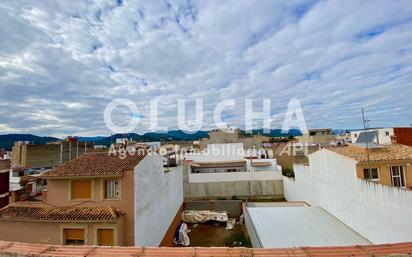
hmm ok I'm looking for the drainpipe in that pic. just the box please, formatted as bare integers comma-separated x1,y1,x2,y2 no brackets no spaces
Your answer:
69,142,72,161
60,143,63,164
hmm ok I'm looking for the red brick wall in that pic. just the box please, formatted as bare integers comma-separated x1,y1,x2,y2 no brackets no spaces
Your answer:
394,127,412,146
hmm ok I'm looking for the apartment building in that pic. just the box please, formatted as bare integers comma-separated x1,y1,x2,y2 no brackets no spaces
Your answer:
198,129,270,150
296,128,336,145
184,143,283,199
0,151,183,247
12,140,94,169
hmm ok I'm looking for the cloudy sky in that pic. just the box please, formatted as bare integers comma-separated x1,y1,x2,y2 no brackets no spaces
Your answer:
1,0,412,137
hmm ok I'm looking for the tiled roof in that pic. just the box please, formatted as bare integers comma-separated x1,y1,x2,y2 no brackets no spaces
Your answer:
326,144,412,162
43,152,146,177
0,241,411,257
0,204,122,222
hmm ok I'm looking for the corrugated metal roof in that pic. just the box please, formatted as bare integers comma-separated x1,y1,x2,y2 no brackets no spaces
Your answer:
246,206,370,248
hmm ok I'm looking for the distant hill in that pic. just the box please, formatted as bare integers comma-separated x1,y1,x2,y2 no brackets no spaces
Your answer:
0,134,60,150
93,130,209,146
0,129,302,150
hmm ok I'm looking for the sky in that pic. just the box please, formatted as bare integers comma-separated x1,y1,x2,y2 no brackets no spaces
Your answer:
0,0,412,137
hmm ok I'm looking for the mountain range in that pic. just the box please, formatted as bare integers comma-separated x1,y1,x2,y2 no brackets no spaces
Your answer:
0,129,303,150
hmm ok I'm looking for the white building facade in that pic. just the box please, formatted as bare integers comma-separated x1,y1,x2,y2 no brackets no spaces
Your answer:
350,128,394,144
134,153,183,246
284,149,412,244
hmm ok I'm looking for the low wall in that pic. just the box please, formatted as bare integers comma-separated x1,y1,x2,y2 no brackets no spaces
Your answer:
184,200,243,218
184,180,284,199
189,171,283,183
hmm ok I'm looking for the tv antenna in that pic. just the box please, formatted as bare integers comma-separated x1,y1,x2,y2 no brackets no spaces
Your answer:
362,108,371,178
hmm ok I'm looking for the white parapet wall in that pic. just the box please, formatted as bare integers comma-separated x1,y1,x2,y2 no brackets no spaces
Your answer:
284,149,412,244
134,154,183,246
189,170,283,183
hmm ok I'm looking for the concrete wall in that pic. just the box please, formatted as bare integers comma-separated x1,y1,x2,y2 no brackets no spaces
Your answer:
184,180,284,199
297,134,336,145
12,142,94,168
134,154,183,247
189,170,283,183
284,149,412,244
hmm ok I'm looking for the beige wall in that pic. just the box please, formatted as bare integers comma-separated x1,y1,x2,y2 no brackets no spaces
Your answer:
45,170,135,246
0,221,122,245
12,143,61,168
0,159,10,170
12,142,94,168
297,134,336,145
356,160,412,188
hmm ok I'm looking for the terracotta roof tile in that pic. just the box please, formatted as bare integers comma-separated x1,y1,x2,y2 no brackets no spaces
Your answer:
43,152,147,177
0,204,122,222
326,144,412,162
0,242,412,257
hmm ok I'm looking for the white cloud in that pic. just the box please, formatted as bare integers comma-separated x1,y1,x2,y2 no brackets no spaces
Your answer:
0,0,412,136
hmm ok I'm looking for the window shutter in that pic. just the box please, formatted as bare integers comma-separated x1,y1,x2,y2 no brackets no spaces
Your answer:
71,180,91,199
65,229,84,240
98,229,114,246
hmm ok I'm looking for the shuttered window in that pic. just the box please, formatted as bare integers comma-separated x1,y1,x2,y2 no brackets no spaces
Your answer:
64,228,85,245
98,229,114,246
71,180,91,200
104,180,119,199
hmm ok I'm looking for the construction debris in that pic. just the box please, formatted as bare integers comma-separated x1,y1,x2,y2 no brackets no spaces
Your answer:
181,210,229,223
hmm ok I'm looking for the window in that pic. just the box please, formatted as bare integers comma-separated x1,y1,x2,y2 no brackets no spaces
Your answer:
63,228,85,245
71,180,91,200
104,180,119,199
390,166,405,188
385,131,390,136
354,133,357,138
363,168,379,180
97,229,114,246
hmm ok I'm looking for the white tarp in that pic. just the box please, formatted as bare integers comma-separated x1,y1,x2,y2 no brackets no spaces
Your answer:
181,210,229,223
